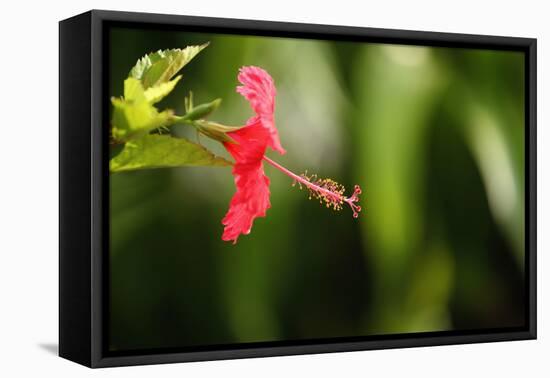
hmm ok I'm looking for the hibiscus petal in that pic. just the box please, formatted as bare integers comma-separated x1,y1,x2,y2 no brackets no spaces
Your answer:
222,120,272,243
237,66,286,155
221,165,271,243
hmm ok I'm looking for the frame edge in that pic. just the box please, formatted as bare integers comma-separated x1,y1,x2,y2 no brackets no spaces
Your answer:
83,9,537,368
59,11,93,368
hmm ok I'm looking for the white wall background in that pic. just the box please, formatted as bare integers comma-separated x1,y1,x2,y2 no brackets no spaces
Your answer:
0,0,546,376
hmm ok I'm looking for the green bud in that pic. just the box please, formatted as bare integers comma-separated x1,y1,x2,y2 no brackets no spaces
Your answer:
183,98,221,121
193,120,245,144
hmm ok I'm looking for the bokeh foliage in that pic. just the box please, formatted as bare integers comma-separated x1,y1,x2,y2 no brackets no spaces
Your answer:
109,27,525,351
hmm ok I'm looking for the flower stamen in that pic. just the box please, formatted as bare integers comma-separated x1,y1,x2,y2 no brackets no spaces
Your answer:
263,156,362,218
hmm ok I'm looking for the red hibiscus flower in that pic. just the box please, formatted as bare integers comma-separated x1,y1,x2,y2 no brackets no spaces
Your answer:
221,66,361,244
221,67,282,243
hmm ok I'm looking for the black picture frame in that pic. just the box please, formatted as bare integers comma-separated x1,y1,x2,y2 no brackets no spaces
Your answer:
59,9,537,368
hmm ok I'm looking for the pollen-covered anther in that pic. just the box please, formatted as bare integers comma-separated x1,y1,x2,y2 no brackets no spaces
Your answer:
292,172,362,216
262,156,363,219
301,175,340,211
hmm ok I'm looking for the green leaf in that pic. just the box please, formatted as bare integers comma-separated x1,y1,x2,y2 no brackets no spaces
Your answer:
144,75,182,104
110,134,233,173
111,98,175,141
129,44,209,88
123,76,146,101
111,78,176,141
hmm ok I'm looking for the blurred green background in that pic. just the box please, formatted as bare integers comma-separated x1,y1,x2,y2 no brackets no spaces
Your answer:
109,26,525,352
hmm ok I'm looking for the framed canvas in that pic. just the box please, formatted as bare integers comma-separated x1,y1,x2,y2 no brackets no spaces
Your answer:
59,10,537,368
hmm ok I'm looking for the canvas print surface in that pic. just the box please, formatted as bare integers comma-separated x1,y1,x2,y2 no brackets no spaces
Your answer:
108,26,526,353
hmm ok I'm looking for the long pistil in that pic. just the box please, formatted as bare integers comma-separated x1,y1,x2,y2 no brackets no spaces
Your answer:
263,156,362,217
